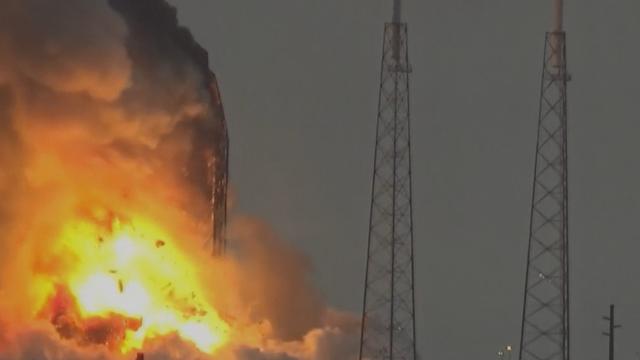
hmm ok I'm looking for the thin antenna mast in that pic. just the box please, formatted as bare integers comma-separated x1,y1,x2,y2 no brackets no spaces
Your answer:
392,0,402,23
391,0,402,62
550,1,565,75
553,0,563,31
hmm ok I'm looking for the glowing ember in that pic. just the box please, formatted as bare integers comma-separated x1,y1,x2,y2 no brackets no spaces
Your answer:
38,214,230,354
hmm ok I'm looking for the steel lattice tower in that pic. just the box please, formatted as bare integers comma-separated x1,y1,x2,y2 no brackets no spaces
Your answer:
519,2,570,360
359,1,417,359
209,73,230,256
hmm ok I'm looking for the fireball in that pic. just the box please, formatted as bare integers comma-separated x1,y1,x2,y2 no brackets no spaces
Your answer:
37,213,230,354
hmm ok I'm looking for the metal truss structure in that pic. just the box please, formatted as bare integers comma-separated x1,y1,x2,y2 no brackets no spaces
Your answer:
209,73,230,256
359,2,417,359
519,8,570,360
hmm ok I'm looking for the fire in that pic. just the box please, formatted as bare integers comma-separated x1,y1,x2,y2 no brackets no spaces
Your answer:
37,212,230,354
0,0,359,357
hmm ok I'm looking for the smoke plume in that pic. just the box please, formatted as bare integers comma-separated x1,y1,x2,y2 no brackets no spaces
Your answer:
0,0,358,359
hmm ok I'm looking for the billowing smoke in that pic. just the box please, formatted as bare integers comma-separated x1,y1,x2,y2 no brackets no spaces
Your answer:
0,0,358,359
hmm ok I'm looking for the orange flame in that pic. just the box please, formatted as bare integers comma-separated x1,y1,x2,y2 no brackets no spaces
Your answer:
40,212,229,354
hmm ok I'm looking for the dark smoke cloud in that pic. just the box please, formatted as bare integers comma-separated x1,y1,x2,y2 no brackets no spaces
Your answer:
0,324,116,360
108,0,222,207
0,0,223,339
108,0,213,84
0,0,131,100
0,87,19,231
0,0,358,359
234,348,298,360
226,217,326,341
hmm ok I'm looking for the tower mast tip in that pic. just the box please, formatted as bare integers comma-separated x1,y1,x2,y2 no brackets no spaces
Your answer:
553,0,564,31
392,0,402,23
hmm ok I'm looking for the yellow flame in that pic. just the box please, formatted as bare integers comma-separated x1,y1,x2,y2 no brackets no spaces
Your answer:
52,215,229,354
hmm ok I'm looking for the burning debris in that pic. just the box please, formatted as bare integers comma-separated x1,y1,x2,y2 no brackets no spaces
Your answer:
33,218,231,353
0,0,358,359
44,284,143,350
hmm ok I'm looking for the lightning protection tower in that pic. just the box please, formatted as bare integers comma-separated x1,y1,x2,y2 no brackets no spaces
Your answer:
519,2,570,360
359,1,417,359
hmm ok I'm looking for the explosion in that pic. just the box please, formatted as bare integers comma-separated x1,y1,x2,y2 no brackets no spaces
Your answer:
39,215,230,354
0,0,358,359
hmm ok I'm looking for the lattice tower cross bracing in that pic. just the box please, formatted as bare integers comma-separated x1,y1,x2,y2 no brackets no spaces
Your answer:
518,2,571,360
359,0,418,359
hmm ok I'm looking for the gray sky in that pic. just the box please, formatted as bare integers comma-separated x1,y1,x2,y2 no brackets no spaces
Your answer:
167,1,640,360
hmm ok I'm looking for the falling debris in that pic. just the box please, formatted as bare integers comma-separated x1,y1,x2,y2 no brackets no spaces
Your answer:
0,0,359,359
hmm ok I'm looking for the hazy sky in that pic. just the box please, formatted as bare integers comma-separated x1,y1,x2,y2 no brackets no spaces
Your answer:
167,1,640,360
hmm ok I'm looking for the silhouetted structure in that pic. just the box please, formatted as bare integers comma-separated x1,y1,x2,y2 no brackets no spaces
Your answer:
209,74,229,256
518,2,571,360
359,1,417,359
603,304,622,360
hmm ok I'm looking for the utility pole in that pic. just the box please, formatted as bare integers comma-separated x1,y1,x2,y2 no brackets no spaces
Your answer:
602,304,622,360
